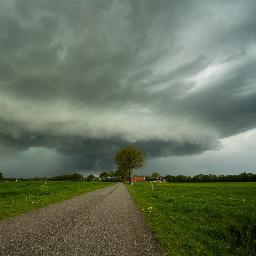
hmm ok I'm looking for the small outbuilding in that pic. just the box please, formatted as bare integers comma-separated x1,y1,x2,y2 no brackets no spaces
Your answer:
130,176,145,182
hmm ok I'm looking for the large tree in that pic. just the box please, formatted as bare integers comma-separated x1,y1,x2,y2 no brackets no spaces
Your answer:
115,145,144,183
116,167,129,182
0,172,3,180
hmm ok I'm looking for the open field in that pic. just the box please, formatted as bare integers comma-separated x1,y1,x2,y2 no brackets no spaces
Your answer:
128,182,256,256
0,181,112,220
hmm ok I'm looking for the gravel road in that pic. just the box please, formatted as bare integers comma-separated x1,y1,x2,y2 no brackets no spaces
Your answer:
0,183,164,256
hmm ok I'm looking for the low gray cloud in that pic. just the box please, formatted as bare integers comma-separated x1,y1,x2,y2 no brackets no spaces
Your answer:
0,0,256,177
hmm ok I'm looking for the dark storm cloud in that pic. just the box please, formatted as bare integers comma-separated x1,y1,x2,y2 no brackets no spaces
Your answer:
0,0,256,176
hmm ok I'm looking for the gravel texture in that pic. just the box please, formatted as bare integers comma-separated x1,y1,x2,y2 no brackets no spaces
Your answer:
0,183,164,256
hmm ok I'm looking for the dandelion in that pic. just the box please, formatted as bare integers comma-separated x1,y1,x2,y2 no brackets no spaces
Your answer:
147,207,153,213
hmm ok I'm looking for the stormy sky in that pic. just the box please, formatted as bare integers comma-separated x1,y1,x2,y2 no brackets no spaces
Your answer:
0,0,256,178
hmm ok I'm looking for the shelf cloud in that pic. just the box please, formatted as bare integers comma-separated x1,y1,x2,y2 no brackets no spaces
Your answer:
0,0,256,177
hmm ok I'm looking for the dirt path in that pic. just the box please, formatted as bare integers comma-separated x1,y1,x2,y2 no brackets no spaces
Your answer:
0,183,164,256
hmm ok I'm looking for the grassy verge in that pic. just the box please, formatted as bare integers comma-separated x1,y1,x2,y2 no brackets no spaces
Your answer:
128,182,256,256
0,181,113,220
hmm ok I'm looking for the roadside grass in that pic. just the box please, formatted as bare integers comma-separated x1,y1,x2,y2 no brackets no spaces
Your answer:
128,182,256,256
0,181,113,220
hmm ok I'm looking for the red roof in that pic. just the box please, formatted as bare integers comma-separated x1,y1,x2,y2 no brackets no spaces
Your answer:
130,176,145,182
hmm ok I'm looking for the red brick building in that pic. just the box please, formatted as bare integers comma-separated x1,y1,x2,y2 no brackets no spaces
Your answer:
130,176,145,182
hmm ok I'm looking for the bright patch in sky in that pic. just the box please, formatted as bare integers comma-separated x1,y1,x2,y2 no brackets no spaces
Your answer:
188,63,227,92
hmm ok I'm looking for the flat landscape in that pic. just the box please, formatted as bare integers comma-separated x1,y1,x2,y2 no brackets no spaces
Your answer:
0,181,112,220
0,180,255,255
128,182,256,256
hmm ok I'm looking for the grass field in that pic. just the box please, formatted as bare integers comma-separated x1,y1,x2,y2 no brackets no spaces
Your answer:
0,181,112,220
128,182,256,256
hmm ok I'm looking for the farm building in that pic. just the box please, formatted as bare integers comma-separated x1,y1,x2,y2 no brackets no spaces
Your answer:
130,176,145,182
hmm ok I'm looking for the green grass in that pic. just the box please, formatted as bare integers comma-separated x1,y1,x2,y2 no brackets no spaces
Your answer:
0,181,113,220
128,182,256,256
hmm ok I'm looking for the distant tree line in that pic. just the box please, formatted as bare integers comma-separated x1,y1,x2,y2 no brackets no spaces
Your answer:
48,171,122,182
163,172,256,182
50,173,85,181
0,173,85,182
33,173,96,182
1,171,255,182
0,172,121,182
98,171,256,183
